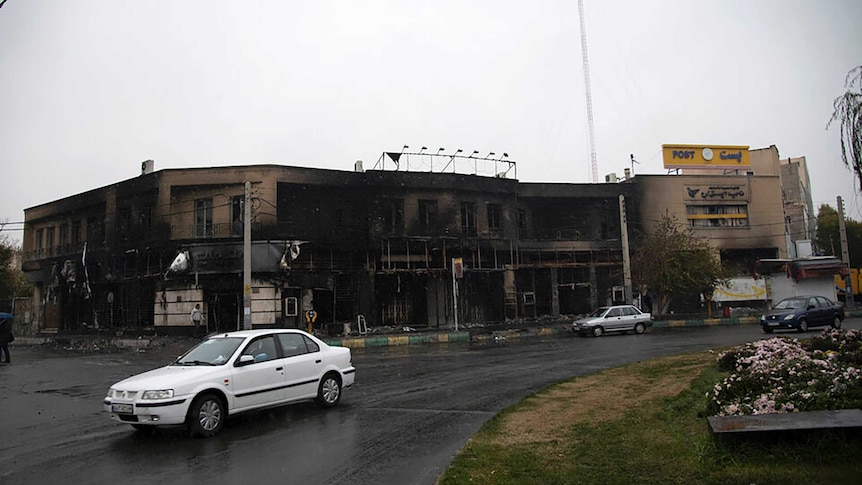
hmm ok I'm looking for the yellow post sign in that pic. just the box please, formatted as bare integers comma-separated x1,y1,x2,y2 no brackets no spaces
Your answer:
662,144,750,170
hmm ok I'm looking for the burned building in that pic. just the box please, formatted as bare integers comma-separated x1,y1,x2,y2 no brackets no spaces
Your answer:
21,160,636,336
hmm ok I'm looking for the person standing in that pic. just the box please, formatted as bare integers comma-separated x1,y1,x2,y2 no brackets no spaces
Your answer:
0,313,13,363
190,304,204,338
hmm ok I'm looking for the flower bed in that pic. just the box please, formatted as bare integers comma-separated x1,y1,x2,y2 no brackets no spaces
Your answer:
707,328,862,416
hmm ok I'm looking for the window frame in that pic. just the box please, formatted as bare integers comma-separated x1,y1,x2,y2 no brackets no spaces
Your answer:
460,201,477,236
195,198,214,238
487,203,502,230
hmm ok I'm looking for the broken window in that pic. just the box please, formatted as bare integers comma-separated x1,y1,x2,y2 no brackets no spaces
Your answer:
461,202,477,236
383,199,403,234
87,217,103,245
71,220,81,244
59,224,69,248
418,199,437,232
140,206,153,233
231,196,244,236
46,226,55,255
195,198,214,238
487,203,502,230
686,204,749,228
117,207,132,235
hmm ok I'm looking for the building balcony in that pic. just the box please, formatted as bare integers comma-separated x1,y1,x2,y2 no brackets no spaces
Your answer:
170,222,262,240
23,242,86,262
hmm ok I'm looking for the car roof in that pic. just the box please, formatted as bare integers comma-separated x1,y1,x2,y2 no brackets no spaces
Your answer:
208,329,310,339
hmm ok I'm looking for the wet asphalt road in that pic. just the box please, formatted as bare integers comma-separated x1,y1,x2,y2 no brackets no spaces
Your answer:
2,320,859,485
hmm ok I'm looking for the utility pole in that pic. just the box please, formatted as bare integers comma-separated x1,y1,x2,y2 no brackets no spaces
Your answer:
837,196,855,309
243,181,252,330
619,195,633,304
452,258,462,331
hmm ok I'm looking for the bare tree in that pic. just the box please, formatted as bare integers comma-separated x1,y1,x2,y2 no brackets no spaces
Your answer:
828,66,862,191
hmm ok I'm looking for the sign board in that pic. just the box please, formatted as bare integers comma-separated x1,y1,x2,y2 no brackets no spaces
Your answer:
662,144,750,170
683,184,749,202
712,277,766,302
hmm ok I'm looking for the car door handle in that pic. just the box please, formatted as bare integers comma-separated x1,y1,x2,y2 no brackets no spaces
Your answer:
315,359,322,364
276,367,283,371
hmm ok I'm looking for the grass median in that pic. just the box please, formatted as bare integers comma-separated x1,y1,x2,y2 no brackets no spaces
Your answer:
439,351,862,485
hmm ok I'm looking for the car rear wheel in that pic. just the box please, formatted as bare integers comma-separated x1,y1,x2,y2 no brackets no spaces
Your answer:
797,319,808,333
592,326,604,337
634,323,646,335
832,316,842,329
316,373,342,407
187,393,225,438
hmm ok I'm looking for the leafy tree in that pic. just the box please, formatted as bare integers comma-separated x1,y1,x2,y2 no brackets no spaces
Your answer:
0,230,31,303
632,213,729,317
828,66,862,190
814,203,862,267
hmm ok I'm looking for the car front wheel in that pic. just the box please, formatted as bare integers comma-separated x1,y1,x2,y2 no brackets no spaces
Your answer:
634,323,645,335
762,327,773,334
187,393,225,438
592,326,604,337
832,316,842,329
797,319,808,333
316,373,342,407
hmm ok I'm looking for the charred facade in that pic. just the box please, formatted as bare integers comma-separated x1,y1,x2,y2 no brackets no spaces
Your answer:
21,164,636,336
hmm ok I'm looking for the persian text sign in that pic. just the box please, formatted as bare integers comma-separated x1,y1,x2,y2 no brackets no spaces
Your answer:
662,144,750,170
684,185,749,202
713,277,766,302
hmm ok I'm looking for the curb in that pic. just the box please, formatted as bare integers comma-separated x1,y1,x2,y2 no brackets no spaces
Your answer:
10,310,862,351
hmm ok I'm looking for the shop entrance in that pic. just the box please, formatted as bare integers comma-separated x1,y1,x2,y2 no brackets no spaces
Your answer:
206,292,240,333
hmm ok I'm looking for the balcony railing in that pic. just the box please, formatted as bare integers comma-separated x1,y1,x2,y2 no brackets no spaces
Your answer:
170,222,261,240
24,242,86,262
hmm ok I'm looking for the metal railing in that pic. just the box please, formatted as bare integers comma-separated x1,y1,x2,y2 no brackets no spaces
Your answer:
24,242,86,262
171,222,260,239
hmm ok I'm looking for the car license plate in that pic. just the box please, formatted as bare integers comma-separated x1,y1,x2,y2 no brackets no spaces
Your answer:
112,403,133,414
768,322,779,327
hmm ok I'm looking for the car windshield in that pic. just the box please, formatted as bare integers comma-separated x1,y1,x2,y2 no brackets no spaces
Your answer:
174,337,245,366
773,298,806,310
589,307,610,317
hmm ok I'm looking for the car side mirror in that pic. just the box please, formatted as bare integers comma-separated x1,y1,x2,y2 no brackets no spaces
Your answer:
807,305,815,310
236,355,255,367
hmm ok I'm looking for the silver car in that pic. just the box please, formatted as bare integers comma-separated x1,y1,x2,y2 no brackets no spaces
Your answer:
572,305,653,337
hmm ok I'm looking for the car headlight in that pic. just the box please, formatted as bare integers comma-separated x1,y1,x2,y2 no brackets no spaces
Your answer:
142,389,175,400
783,314,796,321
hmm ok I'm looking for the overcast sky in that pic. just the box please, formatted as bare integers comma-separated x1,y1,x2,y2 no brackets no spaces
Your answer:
1,0,861,243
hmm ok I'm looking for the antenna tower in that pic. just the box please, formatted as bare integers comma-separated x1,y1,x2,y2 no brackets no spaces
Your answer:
578,0,598,183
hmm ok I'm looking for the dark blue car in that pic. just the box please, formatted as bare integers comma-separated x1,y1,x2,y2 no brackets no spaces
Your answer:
760,295,845,334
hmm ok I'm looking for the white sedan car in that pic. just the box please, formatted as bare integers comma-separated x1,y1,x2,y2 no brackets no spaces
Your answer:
104,329,355,437
572,305,653,337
